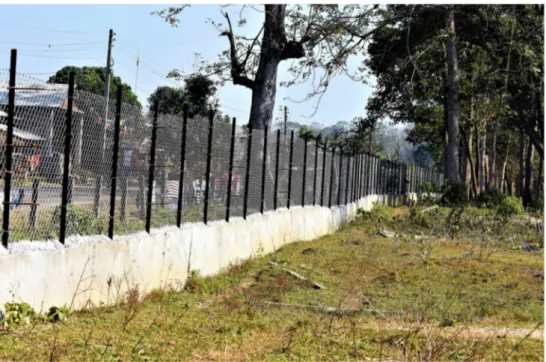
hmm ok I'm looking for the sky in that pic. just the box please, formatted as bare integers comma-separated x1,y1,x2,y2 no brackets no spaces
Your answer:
0,4,376,127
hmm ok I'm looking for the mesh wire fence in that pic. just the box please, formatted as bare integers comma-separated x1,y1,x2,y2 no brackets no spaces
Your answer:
0,70,444,244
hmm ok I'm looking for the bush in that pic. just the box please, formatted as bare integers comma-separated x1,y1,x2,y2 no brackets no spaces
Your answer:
2,302,36,329
51,204,97,236
441,179,467,206
496,196,524,217
420,181,438,194
477,188,506,207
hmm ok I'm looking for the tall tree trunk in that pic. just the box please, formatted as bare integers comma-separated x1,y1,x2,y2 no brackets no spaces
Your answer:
489,17,515,190
441,64,448,175
500,135,512,193
518,126,525,197
249,57,281,129
461,128,478,197
445,7,460,180
524,136,535,207
460,137,467,182
479,124,487,193
221,5,306,130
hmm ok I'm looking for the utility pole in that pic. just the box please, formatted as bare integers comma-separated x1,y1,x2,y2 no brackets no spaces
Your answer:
101,29,115,164
284,106,287,136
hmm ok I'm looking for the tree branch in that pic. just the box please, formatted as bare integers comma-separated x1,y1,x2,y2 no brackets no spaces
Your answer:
220,11,255,89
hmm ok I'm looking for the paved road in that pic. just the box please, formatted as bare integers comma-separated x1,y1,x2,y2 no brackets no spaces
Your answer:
13,185,140,206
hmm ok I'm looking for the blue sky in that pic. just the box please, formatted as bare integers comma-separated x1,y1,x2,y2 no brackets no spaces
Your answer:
0,4,375,127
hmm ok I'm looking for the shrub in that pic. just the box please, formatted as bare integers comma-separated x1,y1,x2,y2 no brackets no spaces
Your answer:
477,188,506,207
441,179,467,206
51,204,97,236
496,196,524,217
420,181,438,194
47,306,69,323
2,302,36,329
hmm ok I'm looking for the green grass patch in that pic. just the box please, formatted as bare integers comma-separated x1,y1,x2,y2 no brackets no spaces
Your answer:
0,205,542,360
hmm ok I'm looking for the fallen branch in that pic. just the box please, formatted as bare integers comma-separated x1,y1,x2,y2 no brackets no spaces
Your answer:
379,229,396,238
268,261,326,290
419,205,439,214
264,302,401,316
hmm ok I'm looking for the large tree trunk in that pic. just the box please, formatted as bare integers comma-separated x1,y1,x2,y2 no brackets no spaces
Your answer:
489,18,515,191
536,154,543,201
479,125,487,193
518,127,525,198
445,7,460,180
249,57,281,130
523,136,535,207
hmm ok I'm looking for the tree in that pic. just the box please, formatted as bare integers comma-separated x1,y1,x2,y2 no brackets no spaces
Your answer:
298,125,315,140
183,74,218,118
364,5,543,198
155,5,388,129
147,86,186,115
445,5,460,180
48,66,140,107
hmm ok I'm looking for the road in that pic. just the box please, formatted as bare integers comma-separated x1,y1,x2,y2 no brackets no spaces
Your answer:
12,185,141,206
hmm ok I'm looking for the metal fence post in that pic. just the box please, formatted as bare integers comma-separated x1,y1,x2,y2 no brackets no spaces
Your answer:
225,117,236,221
320,138,327,207
273,129,280,210
59,71,75,244
203,109,214,224
177,104,189,227
120,178,128,222
313,138,319,206
29,178,39,231
108,86,122,239
345,153,351,205
2,49,16,248
243,123,252,219
260,125,268,213
338,147,343,205
145,101,159,233
328,147,335,208
301,134,308,207
354,154,364,201
287,130,294,209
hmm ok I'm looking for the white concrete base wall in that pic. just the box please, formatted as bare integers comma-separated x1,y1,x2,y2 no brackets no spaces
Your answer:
0,194,400,311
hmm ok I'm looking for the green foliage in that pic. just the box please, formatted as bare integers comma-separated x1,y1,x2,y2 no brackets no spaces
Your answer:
356,203,392,222
298,125,315,140
47,306,69,323
3,302,36,329
497,196,524,217
147,86,186,116
48,66,141,107
441,179,468,206
477,188,506,207
51,204,97,236
420,180,438,194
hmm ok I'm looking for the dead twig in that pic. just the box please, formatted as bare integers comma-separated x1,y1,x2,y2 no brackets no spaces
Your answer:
268,261,326,290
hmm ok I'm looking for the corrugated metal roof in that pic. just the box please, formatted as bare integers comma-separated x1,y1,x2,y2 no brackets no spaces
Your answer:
0,124,45,141
0,82,70,108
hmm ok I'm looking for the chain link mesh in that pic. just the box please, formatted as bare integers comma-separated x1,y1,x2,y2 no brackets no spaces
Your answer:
0,69,442,244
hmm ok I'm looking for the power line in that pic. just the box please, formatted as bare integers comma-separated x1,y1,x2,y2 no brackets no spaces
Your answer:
0,39,103,47
0,20,103,36
14,52,106,60
117,41,173,78
0,47,103,53
219,103,247,114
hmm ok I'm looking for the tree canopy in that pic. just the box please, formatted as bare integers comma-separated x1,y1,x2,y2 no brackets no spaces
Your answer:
48,66,141,107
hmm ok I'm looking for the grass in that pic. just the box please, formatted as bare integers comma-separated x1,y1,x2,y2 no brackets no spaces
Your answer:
0,205,542,361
